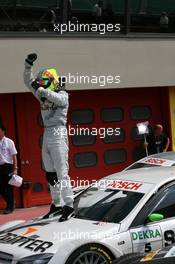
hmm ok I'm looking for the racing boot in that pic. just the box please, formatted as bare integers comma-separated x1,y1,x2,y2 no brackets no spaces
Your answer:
59,205,74,222
43,204,62,219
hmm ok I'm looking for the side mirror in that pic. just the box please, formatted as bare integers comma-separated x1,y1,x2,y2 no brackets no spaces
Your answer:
148,213,164,223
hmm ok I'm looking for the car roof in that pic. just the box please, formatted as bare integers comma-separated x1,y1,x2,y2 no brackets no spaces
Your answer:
139,151,175,162
105,166,175,186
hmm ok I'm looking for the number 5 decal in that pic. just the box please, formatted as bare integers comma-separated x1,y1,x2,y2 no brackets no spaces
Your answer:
145,243,152,253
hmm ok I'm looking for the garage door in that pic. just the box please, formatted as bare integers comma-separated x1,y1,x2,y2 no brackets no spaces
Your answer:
16,94,51,207
68,87,169,185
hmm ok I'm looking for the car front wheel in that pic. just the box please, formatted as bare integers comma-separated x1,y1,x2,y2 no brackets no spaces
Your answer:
66,243,114,264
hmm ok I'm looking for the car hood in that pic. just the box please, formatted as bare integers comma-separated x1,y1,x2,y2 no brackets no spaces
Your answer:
0,217,120,258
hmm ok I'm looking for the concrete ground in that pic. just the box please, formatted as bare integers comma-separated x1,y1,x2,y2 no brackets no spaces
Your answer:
0,205,49,225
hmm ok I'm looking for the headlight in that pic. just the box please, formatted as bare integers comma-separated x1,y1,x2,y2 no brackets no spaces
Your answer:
17,253,54,264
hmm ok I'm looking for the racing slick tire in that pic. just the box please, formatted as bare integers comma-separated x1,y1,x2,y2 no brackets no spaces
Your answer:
113,253,145,264
66,243,114,264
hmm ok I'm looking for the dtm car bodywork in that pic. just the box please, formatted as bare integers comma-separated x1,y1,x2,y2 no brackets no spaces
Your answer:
1,167,175,264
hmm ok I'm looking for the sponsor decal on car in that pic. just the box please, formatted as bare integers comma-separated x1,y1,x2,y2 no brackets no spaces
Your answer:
141,157,175,167
0,232,53,252
107,181,142,191
21,227,38,236
107,180,152,193
131,226,162,243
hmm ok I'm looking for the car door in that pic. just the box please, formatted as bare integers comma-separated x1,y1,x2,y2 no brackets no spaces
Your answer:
149,184,175,249
129,223,163,253
129,183,175,254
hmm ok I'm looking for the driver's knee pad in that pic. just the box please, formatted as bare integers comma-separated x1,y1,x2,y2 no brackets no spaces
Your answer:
46,172,59,186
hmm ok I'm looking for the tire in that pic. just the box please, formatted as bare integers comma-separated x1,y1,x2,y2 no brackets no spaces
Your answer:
113,253,145,264
66,243,114,264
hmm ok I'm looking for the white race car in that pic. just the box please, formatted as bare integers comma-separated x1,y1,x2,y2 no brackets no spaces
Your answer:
125,151,175,171
1,167,175,264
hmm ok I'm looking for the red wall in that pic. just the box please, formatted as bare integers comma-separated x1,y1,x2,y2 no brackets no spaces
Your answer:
0,87,171,208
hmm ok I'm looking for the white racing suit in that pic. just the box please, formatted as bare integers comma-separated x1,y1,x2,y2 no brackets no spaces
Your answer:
23,62,74,208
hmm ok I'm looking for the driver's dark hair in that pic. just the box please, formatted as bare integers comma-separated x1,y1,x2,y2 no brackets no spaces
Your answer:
0,124,6,133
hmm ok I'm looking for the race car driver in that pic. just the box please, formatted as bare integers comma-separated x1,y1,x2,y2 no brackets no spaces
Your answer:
23,53,74,221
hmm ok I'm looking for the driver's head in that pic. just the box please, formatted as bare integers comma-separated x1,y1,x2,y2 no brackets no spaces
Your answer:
36,68,59,91
154,124,163,136
0,125,6,139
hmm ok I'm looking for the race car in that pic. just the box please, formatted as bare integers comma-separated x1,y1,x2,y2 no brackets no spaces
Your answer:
113,244,175,264
1,166,175,263
125,151,175,171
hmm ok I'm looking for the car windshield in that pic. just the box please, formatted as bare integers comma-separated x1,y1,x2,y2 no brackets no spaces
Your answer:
74,186,144,223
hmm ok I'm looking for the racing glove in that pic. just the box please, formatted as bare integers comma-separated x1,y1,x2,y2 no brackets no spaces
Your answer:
31,80,40,91
32,82,46,102
25,53,37,66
